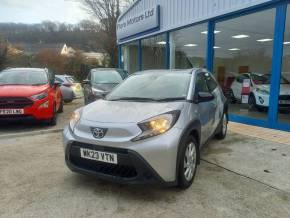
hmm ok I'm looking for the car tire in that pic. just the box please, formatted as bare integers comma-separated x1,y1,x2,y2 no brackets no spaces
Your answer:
178,136,198,189
216,113,228,140
64,99,73,104
48,104,57,126
58,100,64,113
248,94,257,111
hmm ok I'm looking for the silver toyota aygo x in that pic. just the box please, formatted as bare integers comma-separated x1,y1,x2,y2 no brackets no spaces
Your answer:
63,69,228,189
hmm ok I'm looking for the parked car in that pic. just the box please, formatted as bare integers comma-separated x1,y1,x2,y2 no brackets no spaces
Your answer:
0,68,63,125
230,73,290,111
63,69,228,189
59,85,74,103
83,68,128,105
55,75,84,99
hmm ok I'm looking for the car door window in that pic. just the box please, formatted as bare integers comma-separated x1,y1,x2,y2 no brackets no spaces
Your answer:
55,77,63,83
204,72,218,92
236,76,243,83
237,74,250,83
195,73,210,94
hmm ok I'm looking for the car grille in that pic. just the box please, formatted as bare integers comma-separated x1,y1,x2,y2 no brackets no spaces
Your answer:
70,156,138,178
0,97,33,109
69,142,138,179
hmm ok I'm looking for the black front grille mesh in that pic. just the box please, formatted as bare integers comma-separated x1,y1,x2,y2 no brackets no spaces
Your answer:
70,156,137,178
0,97,33,109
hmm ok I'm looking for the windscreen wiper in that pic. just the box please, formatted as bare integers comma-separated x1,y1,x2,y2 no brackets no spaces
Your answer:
109,97,159,102
154,97,186,102
31,83,46,86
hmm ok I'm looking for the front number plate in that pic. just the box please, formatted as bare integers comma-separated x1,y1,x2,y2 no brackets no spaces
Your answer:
80,148,118,164
0,109,24,115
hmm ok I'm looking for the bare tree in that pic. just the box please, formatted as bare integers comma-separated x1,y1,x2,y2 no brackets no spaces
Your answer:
0,37,8,70
81,0,134,67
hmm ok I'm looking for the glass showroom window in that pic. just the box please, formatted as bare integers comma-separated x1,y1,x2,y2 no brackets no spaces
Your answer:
279,6,290,125
141,34,166,70
214,9,275,120
121,41,139,74
170,23,207,69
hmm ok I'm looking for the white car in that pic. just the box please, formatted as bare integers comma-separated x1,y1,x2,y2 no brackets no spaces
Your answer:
230,73,290,111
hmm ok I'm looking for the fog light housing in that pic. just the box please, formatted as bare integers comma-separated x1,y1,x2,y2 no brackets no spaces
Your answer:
38,101,49,109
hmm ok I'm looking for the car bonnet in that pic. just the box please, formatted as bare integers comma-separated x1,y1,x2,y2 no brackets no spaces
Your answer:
81,99,185,124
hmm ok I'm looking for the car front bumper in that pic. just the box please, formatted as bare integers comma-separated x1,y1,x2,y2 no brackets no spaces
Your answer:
63,126,183,185
0,97,54,121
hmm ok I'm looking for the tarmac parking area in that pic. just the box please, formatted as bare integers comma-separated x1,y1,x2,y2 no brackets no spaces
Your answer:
0,98,84,136
0,126,290,218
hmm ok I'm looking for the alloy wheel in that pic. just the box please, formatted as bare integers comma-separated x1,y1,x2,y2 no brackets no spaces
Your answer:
184,142,197,181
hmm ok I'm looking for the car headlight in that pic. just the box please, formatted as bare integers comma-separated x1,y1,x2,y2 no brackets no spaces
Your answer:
31,92,48,100
132,110,180,141
69,109,82,131
92,87,105,96
256,88,269,95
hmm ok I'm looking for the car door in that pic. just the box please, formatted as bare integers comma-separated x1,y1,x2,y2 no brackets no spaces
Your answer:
50,71,62,109
194,72,216,144
83,72,92,101
204,72,222,135
231,76,243,100
232,74,250,100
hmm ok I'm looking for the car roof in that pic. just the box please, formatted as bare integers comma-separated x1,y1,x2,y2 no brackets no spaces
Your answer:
91,68,124,71
133,68,202,75
55,74,73,78
2,67,46,72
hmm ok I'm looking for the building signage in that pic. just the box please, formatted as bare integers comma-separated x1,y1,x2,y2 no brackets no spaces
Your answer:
117,6,160,40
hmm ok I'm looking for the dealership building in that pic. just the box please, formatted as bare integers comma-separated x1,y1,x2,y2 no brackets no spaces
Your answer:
117,0,290,132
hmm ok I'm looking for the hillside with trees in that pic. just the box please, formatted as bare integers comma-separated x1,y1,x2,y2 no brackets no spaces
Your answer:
0,21,103,52
0,0,134,79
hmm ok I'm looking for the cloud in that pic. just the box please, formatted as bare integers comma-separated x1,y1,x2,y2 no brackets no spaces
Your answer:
0,0,89,23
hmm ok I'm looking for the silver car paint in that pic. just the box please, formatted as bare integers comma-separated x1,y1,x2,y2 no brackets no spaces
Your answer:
63,69,226,182
60,85,74,102
82,100,185,124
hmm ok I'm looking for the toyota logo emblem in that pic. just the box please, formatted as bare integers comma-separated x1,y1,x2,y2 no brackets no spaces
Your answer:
91,127,107,139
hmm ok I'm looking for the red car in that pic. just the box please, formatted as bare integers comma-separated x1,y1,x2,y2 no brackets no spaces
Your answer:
0,68,63,125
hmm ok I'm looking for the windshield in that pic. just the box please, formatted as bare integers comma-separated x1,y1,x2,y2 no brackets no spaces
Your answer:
66,76,78,83
106,73,191,101
91,70,123,84
0,69,48,85
251,74,290,85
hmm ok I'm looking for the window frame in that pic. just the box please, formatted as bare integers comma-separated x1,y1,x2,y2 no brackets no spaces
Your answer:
204,71,218,92
194,72,211,96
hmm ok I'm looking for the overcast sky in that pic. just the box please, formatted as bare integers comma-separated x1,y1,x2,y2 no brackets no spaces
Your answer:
0,0,90,24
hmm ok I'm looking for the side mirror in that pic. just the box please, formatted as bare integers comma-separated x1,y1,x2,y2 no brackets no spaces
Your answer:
82,79,90,85
197,92,215,103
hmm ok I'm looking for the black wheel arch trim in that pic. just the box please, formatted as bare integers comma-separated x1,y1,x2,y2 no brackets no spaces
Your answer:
175,120,201,181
